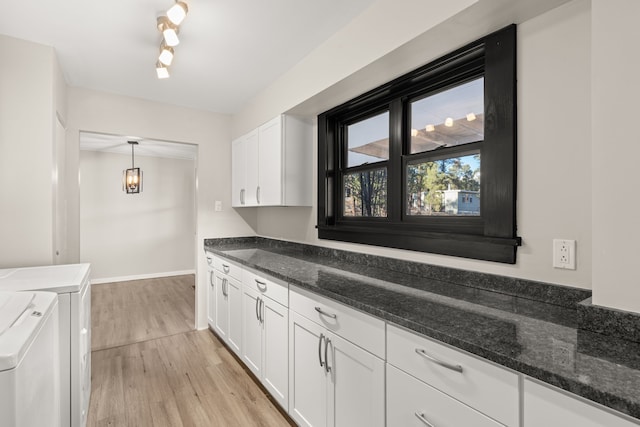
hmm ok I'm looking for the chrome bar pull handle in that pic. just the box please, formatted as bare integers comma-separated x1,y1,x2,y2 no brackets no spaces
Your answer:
259,299,264,324
415,348,463,373
324,338,332,373
255,279,267,292
209,271,214,287
222,278,228,297
240,189,245,205
414,412,436,427
314,306,337,319
318,334,325,368
256,186,261,204
255,296,260,321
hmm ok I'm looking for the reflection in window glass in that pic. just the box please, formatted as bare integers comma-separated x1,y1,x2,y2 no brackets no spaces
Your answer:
347,111,389,167
344,168,387,217
410,78,484,154
406,154,480,216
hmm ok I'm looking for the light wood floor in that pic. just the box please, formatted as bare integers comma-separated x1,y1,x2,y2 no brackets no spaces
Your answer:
88,275,293,427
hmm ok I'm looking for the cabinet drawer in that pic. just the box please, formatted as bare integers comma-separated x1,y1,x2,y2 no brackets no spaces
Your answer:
290,286,385,358
387,364,505,427
524,379,639,427
243,269,288,307
213,257,242,281
205,251,214,267
387,324,518,426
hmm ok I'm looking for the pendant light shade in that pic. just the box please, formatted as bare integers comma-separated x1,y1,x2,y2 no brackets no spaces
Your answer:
123,141,143,194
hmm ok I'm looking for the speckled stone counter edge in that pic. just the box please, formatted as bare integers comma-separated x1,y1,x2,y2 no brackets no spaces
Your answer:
204,236,591,307
579,298,640,344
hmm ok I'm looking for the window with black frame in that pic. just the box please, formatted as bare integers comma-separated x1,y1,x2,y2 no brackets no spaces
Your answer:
317,25,521,263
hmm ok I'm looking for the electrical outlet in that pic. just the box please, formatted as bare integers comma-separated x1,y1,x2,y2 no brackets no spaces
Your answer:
553,239,576,270
214,201,222,212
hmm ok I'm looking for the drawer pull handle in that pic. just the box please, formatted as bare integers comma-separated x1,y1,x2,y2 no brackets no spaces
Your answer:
415,348,463,373
314,306,337,319
222,264,230,274
206,256,212,264
255,279,267,291
414,412,436,427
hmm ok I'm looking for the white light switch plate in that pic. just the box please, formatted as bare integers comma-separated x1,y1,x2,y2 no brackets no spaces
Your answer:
214,201,222,212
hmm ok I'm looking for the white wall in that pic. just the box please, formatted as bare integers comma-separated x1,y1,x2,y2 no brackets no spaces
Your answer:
235,1,598,293
79,150,196,281
67,87,257,329
591,0,640,313
0,35,58,267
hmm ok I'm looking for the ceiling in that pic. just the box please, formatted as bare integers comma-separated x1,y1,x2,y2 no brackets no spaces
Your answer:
80,131,197,160
0,0,377,114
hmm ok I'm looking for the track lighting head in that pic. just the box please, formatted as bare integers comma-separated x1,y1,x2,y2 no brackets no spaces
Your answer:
167,1,188,26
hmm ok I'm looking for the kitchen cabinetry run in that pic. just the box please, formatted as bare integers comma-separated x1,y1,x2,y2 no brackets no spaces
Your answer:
231,115,312,207
288,287,385,427
387,324,519,427
209,256,242,356
241,270,289,410
523,378,640,427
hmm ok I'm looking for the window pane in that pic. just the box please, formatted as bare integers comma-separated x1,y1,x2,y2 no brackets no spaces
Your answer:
344,168,387,217
347,111,389,167
410,78,484,154
406,154,480,216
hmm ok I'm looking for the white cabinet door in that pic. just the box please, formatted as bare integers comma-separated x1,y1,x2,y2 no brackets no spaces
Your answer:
231,136,245,207
289,311,328,427
258,116,282,206
242,286,262,378
327,332,385,427
244,129,259,206
213,272,228,341
207,269,215,327
263,298,288,410
226,276,243,356
524,379,639,427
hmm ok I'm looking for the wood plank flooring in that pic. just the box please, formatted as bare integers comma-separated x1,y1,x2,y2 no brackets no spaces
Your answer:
91,275,196,351
88,275,293,427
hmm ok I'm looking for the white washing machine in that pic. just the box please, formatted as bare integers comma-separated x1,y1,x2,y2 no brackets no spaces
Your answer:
0,264,91,427
0,291,60,427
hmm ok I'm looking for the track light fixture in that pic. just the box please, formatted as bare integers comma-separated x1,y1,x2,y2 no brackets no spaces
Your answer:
155,1,188,78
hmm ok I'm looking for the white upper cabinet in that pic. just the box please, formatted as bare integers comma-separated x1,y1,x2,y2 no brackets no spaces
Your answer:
231,115,312,207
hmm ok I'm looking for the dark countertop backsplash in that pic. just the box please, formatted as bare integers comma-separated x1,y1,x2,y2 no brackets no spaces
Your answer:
204,236,640,421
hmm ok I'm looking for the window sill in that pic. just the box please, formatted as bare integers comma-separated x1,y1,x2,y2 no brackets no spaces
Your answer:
317,224,521,264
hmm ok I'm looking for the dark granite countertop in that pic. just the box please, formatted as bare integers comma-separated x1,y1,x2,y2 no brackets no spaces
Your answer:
204,237,640,422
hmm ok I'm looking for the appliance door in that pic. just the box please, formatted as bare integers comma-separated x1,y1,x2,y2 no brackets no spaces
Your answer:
0,291,60,427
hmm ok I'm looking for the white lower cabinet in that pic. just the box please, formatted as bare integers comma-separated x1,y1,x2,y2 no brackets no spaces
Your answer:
241,283,289,410
524,378,639,427
387,364,504,427
387,324,518,427
213,270,242,356
288,290,385,427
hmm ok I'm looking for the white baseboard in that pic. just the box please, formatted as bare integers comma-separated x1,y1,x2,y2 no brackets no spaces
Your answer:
91,270,196,285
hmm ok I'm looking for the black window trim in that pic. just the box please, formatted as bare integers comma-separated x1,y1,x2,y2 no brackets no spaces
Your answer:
317,25,520,264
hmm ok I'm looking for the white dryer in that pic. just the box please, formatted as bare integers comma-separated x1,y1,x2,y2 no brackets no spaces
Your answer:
0,264,91,427
0,291,60,427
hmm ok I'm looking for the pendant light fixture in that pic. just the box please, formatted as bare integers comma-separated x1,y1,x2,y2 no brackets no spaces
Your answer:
123,141,143,194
